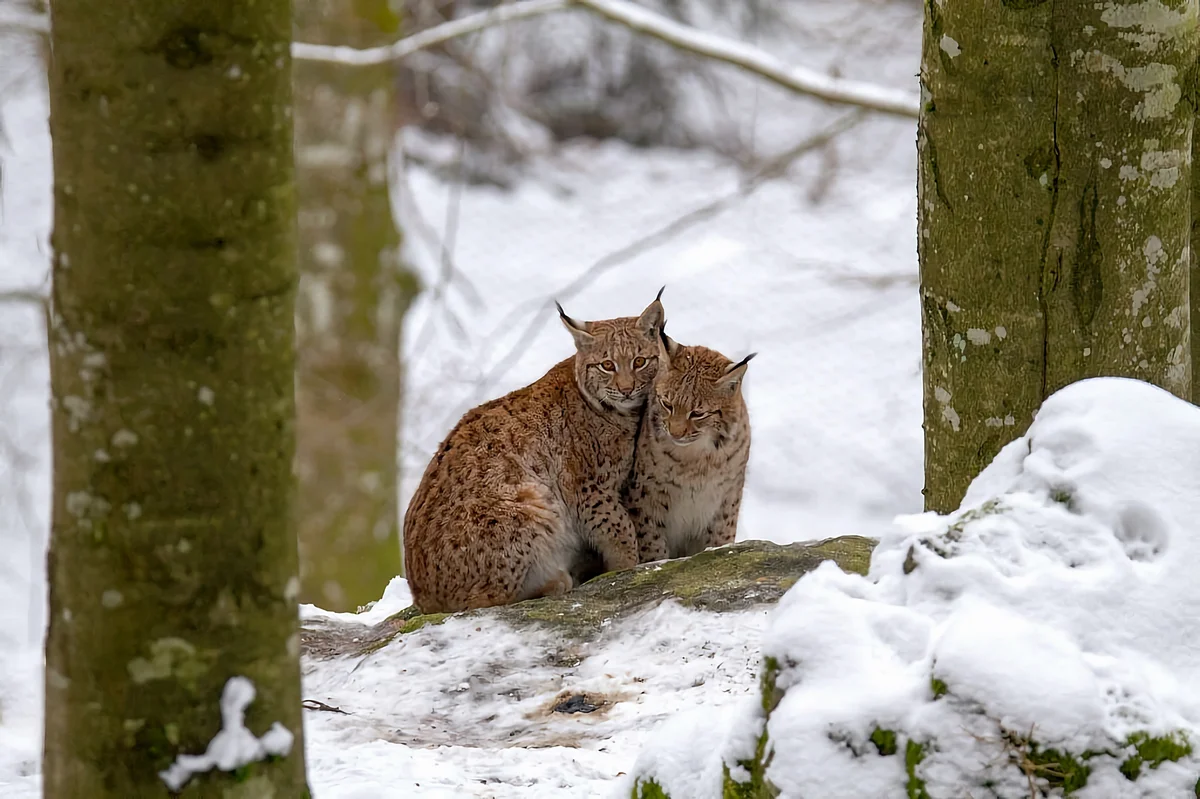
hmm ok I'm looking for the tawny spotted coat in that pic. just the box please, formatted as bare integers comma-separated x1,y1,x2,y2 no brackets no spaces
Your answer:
403,295,666,612
624,335,754,562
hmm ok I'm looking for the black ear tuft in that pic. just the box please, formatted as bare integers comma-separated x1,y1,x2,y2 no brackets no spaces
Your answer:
720,352,755,390
558,300,594,347
726,352,757,373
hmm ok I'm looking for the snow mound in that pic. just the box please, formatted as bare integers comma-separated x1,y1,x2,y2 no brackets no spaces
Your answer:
631,377,1200,798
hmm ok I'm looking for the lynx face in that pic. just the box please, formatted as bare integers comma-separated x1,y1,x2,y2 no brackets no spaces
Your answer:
652,337,754,448
558,292,666,414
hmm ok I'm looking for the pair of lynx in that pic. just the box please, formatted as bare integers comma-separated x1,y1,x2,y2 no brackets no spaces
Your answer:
404,291,754,613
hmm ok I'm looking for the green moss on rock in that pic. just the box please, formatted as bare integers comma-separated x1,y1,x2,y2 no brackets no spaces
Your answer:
302,536,877,659
870,727,898,756
1025,745,1090,793
722,725,778,799
760,657,783,715
633,778,670,799
1120,731,1193,781
905,740,930,799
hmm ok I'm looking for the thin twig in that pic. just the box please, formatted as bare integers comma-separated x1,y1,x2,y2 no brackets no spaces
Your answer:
292,0,570,66
301,699,351,715
463,109,866,409
0,288,47,306
0,6,47,35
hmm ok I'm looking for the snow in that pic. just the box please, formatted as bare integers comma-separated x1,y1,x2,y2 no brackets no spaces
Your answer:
158,676,296,792
0,0,932,795
300,575,414,625
634,377,1200,797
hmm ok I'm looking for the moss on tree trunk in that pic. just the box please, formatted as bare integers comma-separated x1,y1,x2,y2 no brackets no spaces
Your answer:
42,1,310,795
920,0,1195,513
1041,2,1194,401
293,0,418,612
1191,53,1200,405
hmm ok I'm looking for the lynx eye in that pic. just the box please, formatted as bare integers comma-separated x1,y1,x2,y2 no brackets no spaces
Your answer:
633,356,647,369
658,397,672,412
689,410,712,420
600,360,616,372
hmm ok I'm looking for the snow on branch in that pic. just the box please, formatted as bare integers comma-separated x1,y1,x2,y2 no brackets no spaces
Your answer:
292,0,920,119
292,0,570,66
12,0,919,117
574,0,918,119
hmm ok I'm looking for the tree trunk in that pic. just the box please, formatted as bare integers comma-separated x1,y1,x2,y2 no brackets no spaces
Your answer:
919,0,1195,513
918,2,1055,513
1192,62,1200,405
43,2,310,796
293,0,418,613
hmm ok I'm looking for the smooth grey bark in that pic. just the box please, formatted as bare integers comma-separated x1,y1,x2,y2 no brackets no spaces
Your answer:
43,1,310,795
293,0,418,612
920,0,1196,513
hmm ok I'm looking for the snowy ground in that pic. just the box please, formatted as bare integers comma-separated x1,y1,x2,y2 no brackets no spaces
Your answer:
0,0,924,795
301,581,770,797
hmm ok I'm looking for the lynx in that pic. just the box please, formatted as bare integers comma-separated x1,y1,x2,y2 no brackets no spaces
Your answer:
624,333,755,562
403,293,666,613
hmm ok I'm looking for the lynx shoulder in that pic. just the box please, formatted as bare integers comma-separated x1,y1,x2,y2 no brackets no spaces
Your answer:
624,334,754,562
403,293,666,613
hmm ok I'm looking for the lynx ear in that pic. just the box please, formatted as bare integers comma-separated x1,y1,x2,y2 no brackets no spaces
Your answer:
637,286,666,338
557,301,594,349
720,352,756,392
658,328,681,362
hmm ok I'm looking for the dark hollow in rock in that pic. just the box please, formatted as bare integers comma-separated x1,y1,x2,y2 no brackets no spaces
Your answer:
553,694,599,714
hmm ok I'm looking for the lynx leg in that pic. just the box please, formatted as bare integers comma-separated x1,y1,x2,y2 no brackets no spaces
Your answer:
531,569,573,599
705,486,743,550
581,492,639,573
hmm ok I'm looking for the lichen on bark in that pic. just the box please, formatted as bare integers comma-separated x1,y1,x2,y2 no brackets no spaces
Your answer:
920,0,1196,512
918,0,1055,513
43,0,309,794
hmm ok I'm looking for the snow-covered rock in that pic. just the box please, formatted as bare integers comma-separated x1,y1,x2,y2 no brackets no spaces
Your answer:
630,377,1200,799
299,537,874,797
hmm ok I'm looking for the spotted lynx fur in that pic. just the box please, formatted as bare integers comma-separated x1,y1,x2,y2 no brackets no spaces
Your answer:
403,294,666,613
624,333,754,561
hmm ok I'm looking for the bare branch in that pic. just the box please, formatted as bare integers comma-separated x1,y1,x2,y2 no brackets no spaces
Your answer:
292,0,570,66
0,6,48,35
292,0,920,119
464,110,868,407
11,0,920,118
573,0,919,119
0,288,47,306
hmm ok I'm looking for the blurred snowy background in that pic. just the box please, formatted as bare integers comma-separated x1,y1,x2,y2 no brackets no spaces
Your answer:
0,0,922,654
